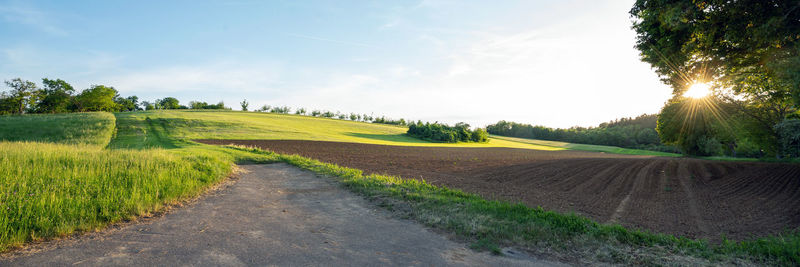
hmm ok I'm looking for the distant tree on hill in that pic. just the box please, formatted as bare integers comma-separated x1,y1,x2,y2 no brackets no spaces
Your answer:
142,101,155,110
114,95,139,111
2,78,38,114
270,106,290,114
157,97,181,109
240,99,249,111
408,121,488,143
487,114,677,153
36,78,75,113
74,85,119,112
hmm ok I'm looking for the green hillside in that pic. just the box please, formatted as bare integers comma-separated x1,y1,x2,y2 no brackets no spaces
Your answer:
111,110,659,152
0,112,115,146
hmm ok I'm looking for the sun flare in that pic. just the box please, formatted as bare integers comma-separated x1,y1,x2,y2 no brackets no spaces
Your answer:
684,83,712,99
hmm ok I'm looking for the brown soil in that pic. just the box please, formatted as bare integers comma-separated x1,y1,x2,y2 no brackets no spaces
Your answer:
197,139,800,241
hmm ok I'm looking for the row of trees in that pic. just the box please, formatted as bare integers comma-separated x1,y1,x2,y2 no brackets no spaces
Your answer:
657,95,799,158
250,103,411,126
408,121,489,143
142,98,229,110
630,0,800,158
0,78,233,115
0,78,139,114
486,114,677,152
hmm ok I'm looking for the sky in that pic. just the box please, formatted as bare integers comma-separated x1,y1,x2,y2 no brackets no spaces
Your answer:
0,0,673,128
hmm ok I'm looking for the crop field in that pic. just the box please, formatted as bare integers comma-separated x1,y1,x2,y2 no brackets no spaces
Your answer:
199,139,800,242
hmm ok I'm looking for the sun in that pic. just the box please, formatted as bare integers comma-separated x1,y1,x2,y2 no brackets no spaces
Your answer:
684,82,712,99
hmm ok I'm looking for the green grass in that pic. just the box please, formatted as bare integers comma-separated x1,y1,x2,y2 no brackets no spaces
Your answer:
109,110,564,151
491,135,681,157
0,142,251,251
0,112,116,147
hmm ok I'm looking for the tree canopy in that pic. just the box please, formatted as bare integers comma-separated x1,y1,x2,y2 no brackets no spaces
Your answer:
74,85,119,112
631,0,800,102
631,0,800,157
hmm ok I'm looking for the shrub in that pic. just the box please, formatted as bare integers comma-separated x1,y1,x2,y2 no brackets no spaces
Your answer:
407,121,489,143
776,119,800,158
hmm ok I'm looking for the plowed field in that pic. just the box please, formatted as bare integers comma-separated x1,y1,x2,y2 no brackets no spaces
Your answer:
198,139,800,241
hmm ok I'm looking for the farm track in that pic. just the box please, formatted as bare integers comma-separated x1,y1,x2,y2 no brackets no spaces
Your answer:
198,139,800,241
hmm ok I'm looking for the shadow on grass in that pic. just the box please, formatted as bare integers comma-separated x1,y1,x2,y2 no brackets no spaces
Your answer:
343,132,430,144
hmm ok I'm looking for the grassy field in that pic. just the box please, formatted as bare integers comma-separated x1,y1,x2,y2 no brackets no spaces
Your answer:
1,110,796,265
0,112,116,147
491,135,680,157
109,110,677,154
0,112,275,252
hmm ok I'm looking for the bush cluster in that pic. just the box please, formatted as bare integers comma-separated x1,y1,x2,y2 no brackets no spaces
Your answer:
188,101,227,110
407,121,488,143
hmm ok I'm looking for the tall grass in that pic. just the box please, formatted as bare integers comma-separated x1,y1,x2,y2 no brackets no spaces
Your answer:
0,112,115,147
0,112,280,252
0,142,240,251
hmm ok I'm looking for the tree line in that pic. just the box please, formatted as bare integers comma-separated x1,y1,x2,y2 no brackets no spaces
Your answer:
0,78,235,115
487,114,677,152
0,78,416,128
0,78,139,114
408,121,489,143
247,102,412,126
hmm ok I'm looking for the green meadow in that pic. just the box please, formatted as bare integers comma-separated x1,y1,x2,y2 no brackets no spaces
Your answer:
0,112,115,146
109,110,567,150
0,110,796,265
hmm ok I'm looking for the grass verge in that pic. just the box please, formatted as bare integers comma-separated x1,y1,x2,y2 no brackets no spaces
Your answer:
227,145,799,266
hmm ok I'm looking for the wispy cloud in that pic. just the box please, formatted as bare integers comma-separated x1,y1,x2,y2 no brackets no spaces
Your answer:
0,5,67,36
285,33,375,48
101,62,284,100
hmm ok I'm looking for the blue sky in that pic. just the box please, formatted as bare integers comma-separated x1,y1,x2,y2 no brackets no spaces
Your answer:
0,0,672,128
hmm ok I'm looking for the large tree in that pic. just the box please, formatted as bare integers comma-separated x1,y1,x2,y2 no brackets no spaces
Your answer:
631,0,800,98
36,78,75,113
157,97,180,109
632,0,800,156
114,95,139,111
2,78,38,114
74,85,120,112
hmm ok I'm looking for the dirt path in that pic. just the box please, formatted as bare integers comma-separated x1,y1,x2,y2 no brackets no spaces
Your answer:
1,164,559,266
